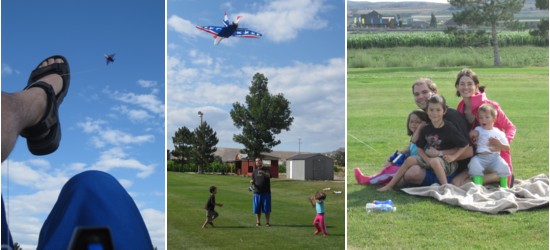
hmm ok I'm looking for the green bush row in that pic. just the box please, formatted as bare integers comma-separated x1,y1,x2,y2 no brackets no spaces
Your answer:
347,31,548,49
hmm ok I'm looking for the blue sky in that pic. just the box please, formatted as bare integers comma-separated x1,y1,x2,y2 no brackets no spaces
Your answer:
167,0,346,155
1,1,165,249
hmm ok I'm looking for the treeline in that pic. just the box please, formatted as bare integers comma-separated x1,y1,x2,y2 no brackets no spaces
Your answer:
348,30,548,49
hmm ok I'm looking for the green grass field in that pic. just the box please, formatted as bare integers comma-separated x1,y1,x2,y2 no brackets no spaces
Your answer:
168,172,345,249
347,67,549,249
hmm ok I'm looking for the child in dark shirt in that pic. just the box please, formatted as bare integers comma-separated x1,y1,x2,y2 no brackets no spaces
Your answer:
202,186,223,228
378,95,469,191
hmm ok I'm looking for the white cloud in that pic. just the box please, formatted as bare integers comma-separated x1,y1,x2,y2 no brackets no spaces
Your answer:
168,15,201,38
90,148,156,178
138,79,158,88
2,63,16,75
238,0,328,43
78,117,155,148
109,90,164,116
141,208,165,250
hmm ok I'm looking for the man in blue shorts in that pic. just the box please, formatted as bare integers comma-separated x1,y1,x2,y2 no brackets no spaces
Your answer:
250,157,271,227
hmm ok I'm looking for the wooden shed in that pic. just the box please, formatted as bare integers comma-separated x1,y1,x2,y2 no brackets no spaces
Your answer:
287,153,334,181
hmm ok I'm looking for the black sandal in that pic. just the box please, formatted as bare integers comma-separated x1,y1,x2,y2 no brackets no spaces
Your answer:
20,55,70,155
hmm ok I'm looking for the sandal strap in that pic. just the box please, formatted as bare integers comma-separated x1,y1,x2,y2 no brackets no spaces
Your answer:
27,55,70,104
20,81,58,139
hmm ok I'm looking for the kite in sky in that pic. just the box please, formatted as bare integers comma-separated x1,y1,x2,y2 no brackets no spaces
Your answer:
195,12,262,45
104,53,115,65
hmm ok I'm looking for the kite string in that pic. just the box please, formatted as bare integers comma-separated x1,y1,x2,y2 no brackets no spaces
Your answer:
348,132,380,154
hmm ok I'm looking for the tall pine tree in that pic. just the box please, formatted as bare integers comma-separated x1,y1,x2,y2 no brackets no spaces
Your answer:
230,73,294,159
193,121,219,173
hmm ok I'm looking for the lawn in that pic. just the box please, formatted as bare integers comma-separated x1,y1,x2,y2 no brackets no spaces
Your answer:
168,172,345,249
347,67,549,249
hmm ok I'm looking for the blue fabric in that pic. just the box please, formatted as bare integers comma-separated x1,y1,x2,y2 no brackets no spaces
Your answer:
37,170,152,250
252,193,271,214
315,201,325,214
421,169,459,186
1,196,14,250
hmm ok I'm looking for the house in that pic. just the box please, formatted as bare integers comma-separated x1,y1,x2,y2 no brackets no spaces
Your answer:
287,153,334,181
359,10,398,28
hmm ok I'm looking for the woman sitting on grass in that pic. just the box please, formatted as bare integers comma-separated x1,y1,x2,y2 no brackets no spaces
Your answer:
378,95,470,192
454,68,516,187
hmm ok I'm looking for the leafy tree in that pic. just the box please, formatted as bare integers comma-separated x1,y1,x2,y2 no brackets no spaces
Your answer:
333,151,345,167
192,121,219,173
430,13,437,28
172,126,194,165
530,0,548,44
230,73,294,159
449,0,524,66
536,0,548,9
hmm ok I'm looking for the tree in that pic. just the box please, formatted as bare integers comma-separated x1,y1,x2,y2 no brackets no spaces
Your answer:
333,151,345,167
449,0,524,66
530,0,549,44
430,13,437,28
192,121,219,173
230,73,294,159
172,126,194,165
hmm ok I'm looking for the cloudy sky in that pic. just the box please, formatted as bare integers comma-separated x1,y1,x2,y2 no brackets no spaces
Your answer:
1,0,165,249
167,0,346,154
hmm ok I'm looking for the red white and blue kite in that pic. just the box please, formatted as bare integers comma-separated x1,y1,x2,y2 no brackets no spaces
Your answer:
196,12,262,45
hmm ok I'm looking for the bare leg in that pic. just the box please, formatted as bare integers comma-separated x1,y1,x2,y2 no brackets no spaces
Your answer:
402,165,426,186
378,157,418,191
255,213,261,225
451,171,470,186
265,213,270,226
451,171,499,186
1,58,63,162
428,158,447,185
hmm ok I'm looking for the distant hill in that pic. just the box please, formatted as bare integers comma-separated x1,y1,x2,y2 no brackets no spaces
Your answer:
348,0,547,21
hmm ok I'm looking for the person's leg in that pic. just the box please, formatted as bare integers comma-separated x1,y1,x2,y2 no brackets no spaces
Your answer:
467,156,484,185
319,214,327,236
253,193,261,225
428,158,447,185
500,150,513,186
37,170,152,250
264,193,271,226
377,157,418,191
402,165,426,186
1,59,64,162
202,212,210,228
313,214,321,234
210,210,218,226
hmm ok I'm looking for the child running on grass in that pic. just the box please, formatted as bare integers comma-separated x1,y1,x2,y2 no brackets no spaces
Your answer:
468,103,511,188
309,192,328,236
378,95,470,191
202,186,223,228
355,109,429,185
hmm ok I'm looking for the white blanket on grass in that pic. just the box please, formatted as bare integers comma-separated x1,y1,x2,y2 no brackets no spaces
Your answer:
401,174,549,214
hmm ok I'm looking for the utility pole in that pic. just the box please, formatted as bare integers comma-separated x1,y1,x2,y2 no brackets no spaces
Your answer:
198,111,203,125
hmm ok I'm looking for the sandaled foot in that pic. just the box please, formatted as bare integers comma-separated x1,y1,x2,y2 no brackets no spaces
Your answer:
20,55,70,155
377,185,393,192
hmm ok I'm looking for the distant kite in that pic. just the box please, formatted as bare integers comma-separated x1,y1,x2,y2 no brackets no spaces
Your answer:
105,53,115,65
196,12,262,45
